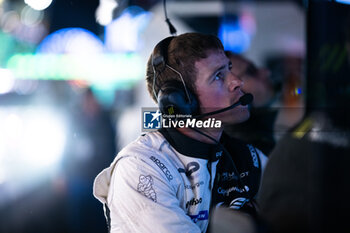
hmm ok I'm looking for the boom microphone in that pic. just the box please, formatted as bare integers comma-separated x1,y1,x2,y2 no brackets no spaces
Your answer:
194,93,253,119
239,93,254,106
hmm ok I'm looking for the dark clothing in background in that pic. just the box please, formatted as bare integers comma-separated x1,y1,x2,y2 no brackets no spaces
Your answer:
225,107,278,156
258,115,350,233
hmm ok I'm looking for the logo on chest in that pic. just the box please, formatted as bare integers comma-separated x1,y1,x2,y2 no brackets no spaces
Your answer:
150,156,173,181
189,210,209,223
178,161,200,180
186,197,203,208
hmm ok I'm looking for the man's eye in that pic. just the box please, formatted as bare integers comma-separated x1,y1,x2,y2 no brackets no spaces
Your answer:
228,62,232,70
214,72,224,81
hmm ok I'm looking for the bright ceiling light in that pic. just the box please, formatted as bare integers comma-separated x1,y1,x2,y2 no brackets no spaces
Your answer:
0,108,67,173
0,108,67,202
0,69,15,94
96,0,118,26
22,111,66,168
105,6,152,52
24,0,53,11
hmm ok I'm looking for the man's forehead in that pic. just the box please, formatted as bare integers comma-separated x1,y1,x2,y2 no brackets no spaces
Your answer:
196,49,228,65
194,49,229,82
208,49,226,57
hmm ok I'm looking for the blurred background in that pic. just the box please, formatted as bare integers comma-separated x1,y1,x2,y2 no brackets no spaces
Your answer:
0,0,348,232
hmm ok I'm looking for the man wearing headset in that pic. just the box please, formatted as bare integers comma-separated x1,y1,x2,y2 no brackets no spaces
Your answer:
224,51,278,156
93,33,268,233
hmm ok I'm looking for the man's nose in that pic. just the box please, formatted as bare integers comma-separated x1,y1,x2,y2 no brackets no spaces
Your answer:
227,72,244,92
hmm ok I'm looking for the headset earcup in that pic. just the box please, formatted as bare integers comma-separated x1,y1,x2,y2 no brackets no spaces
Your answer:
152,36,175,68
158,82,198,115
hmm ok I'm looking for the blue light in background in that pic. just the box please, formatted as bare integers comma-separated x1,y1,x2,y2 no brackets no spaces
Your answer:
218,15,252,54
335,0,350,5
16,7,152,107
105,5,152,52
36,27,104,54
21,26,145,107
295,87,302,95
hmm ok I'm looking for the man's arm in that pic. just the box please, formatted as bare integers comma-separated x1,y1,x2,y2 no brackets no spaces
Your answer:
107,156,201,233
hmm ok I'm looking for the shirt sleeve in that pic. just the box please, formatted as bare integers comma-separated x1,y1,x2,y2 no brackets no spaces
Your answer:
107,155,201,233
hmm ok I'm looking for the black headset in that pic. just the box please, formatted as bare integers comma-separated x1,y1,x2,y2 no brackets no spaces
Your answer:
151,36,199,116
151,37,253,118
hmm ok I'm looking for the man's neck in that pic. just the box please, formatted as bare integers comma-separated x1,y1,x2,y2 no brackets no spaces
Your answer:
176,127,223,144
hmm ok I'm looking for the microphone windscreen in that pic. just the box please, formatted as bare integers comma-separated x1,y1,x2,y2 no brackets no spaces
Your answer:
239,93,253,106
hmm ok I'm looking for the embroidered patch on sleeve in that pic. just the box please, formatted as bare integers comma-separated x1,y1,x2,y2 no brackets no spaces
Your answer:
137,175,157,202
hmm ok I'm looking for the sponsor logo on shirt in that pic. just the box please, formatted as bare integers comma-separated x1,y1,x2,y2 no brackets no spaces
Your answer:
184,181,204,189
186,197,202,208
240,171,249,178
229,197,249,210
219,171,249,182
217,186,246,196
137,175,157,202
216,151,223,158
189,210,209,223
247,144,259,168
178,161,200,180
220,171,239,181
149,156,173,181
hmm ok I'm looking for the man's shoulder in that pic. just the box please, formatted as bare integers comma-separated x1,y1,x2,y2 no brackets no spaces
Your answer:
119,131,166,155
111,131,182,185
115,131,180,169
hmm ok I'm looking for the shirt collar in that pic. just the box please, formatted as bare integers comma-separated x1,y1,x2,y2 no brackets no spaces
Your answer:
159,128,224,162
